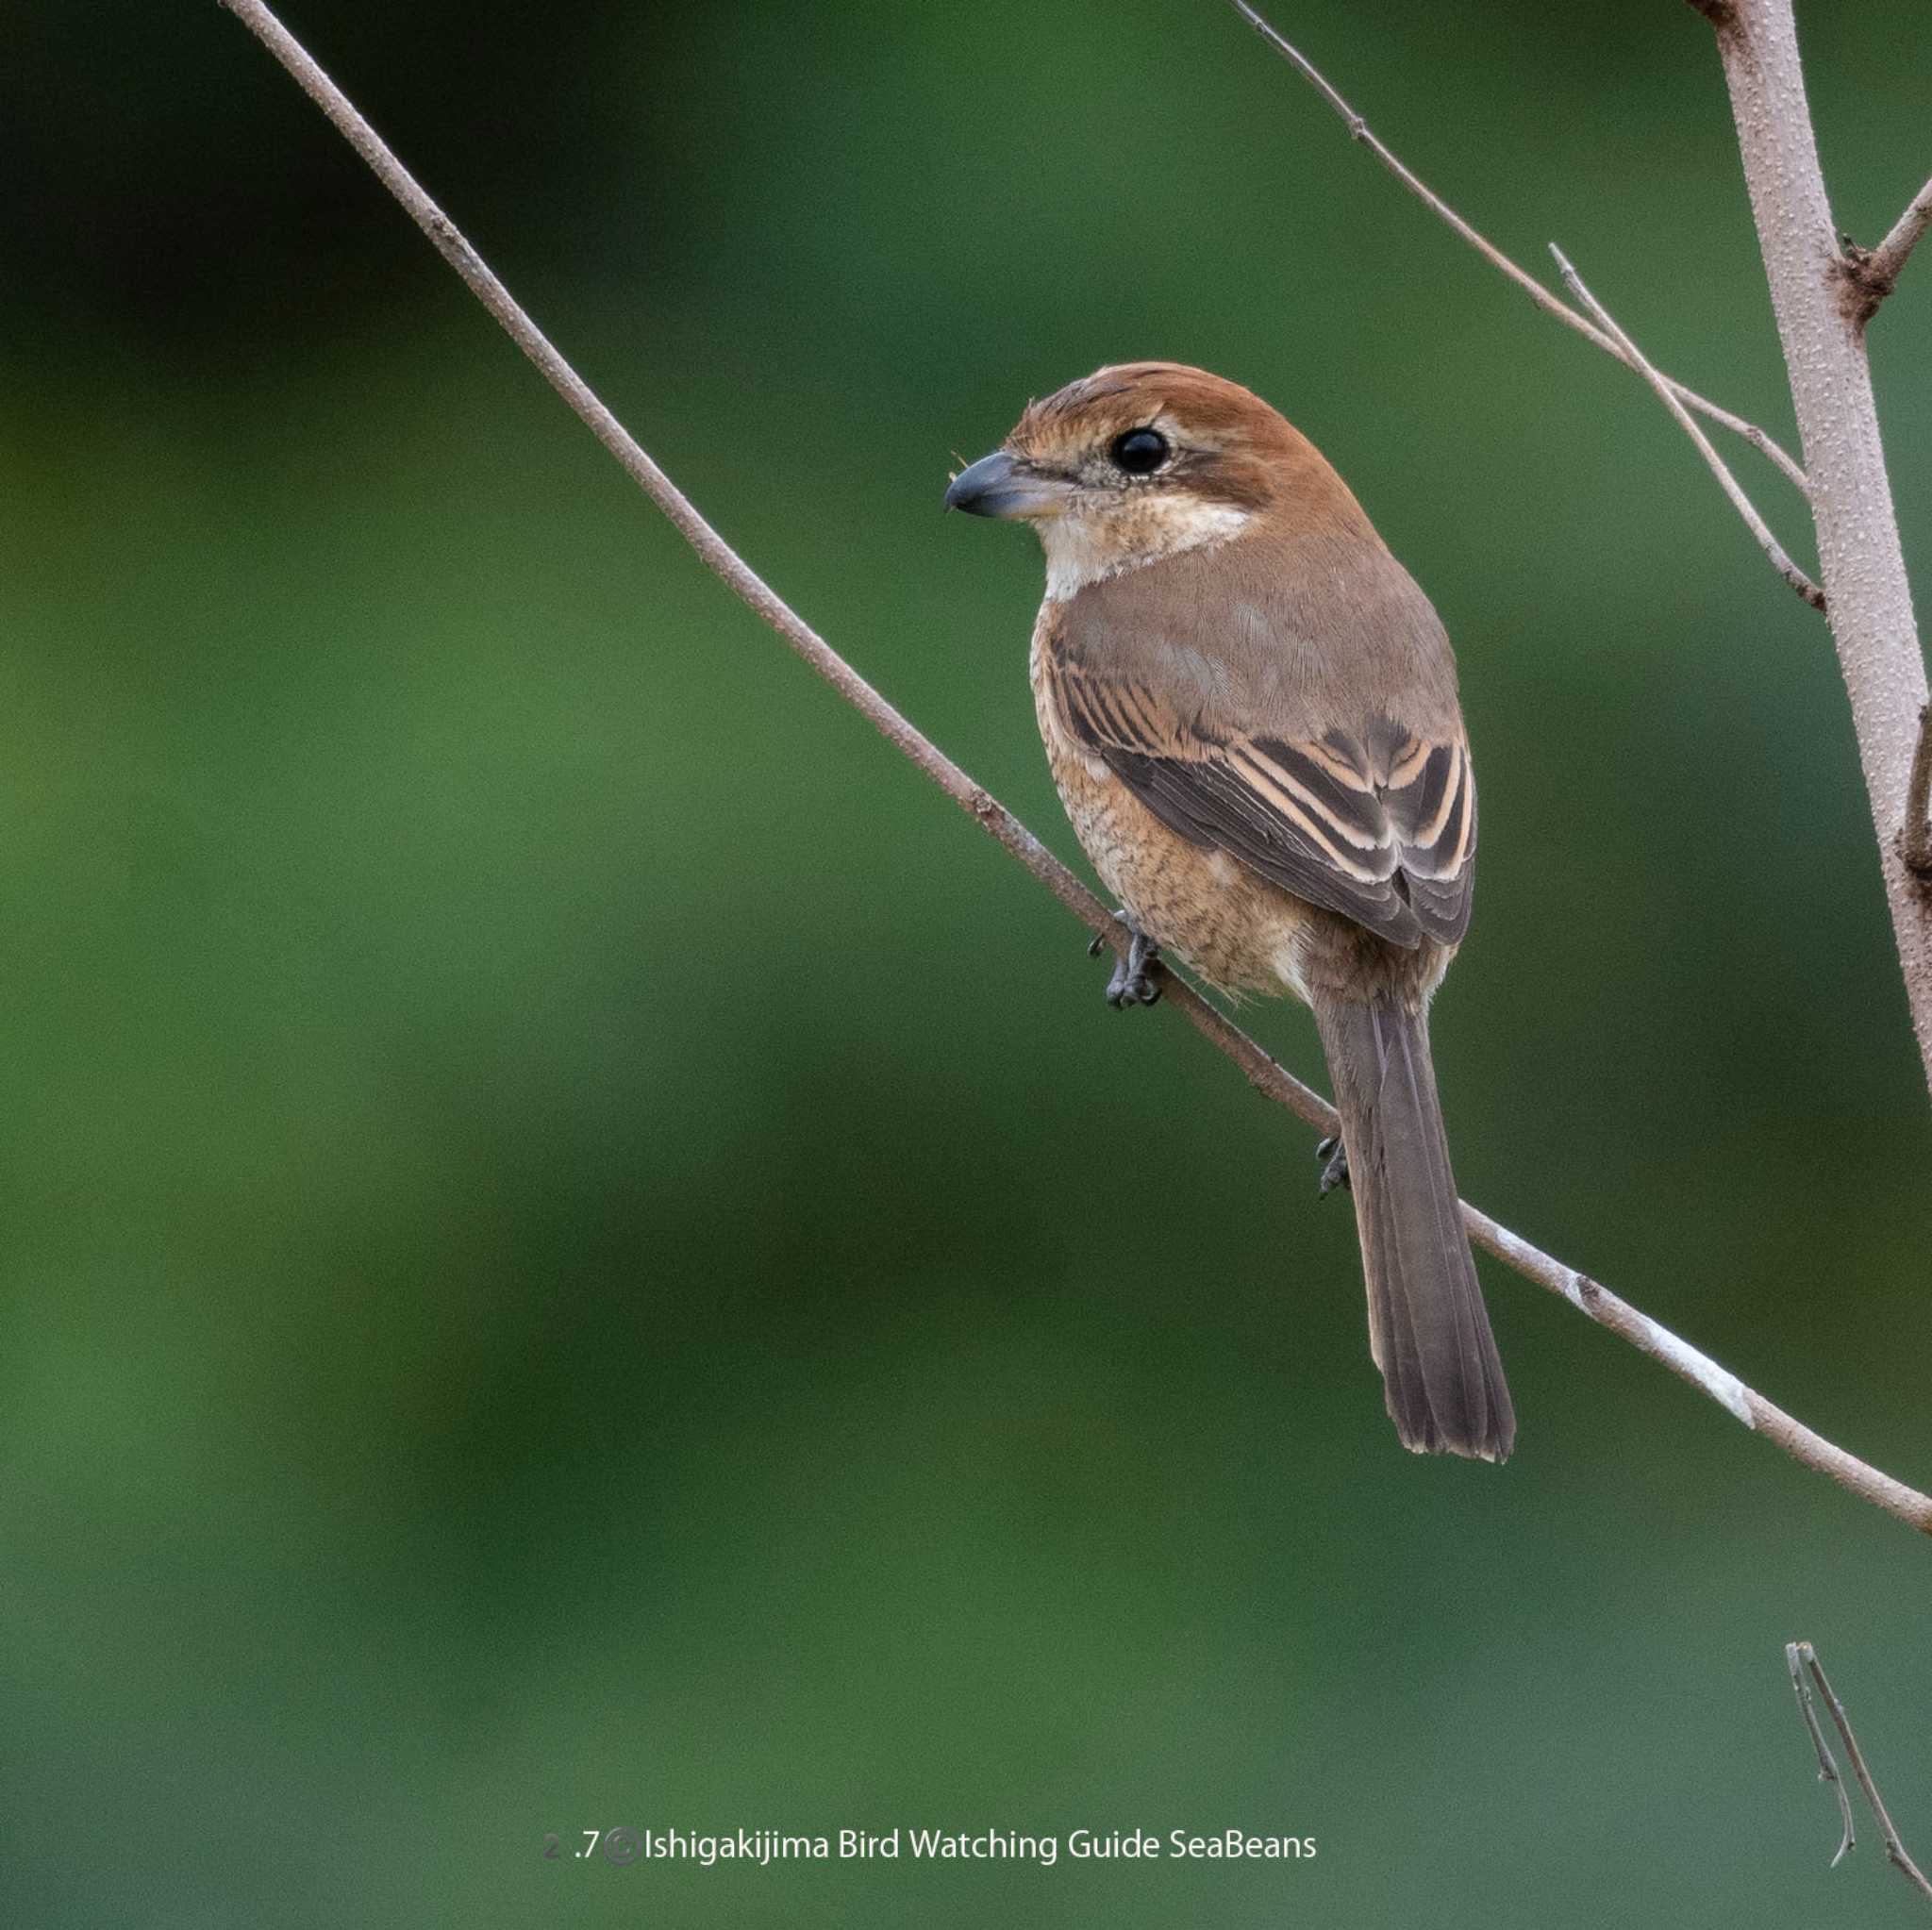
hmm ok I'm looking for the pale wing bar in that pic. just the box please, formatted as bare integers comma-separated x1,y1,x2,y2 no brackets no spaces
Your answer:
1055,664,1474,948
1379,735,1476,943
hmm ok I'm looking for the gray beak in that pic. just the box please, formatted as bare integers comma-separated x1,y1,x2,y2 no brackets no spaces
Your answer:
943,449,1068,519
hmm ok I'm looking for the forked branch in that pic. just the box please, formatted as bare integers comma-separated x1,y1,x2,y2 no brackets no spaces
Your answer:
1550,246,1824,610
1843,174,1932,327
1786,1641,1932,1904
1685,0,1932,1101
1225,0,1812,499
216,0,1932,1539
1787,1640,1857,1871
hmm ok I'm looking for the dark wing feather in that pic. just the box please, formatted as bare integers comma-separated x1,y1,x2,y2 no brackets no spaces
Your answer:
1375,733,1476,943
1053,660,1475,949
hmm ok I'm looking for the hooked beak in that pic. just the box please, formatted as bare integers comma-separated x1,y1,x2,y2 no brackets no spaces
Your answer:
943,449,1071,520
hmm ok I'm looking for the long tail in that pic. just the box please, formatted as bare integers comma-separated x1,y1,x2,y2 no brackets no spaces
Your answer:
1314,994,1515,1462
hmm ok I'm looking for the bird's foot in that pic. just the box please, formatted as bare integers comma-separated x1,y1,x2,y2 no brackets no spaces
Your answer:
1088,913,1162,1008
1316,1135,1351,1196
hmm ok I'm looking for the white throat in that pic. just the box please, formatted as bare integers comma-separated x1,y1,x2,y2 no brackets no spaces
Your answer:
1039,498,1253,601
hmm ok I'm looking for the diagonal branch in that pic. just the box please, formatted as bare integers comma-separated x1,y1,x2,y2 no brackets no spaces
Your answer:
1785,1641,1932,1904
1550,245,1824,610
1226,0,1812,500
217,0,1932,1539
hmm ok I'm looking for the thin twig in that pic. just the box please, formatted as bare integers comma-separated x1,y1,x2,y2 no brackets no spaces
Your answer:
218,0,1932,1539
1787,1642,1932,1903
1550,246,1824,611
1786,1640,1857,1868
1226,0,1812,500
1902,705,1932,884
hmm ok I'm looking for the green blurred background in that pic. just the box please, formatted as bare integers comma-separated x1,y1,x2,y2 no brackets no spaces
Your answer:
5,2,1930,1923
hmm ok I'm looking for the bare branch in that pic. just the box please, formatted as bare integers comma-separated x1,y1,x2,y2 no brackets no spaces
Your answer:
1787,1642,1932,1904
1226,0,1812,500
1466,1215,1932,1532
1904,706,1932,884
218,0,1932,1539
1843,175,1932,326
1871,176,1932,291
1550,246,1824,611
1690,0,1932,1100
1786,1641,1856,1870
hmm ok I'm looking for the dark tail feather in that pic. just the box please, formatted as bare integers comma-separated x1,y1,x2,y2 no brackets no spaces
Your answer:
1314,995,1515,1462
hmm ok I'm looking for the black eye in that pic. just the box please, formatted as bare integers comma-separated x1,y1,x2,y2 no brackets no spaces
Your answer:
1109,427,1169,475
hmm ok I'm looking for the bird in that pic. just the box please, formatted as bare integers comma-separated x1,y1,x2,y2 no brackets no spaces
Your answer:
944,361,1513,1462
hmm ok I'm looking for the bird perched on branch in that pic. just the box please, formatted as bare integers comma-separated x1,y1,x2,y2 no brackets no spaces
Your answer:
945,362,1512,1462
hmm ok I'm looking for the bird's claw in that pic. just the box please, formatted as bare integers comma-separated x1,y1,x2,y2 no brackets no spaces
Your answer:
1090,912,1161,1006
1102,923,1161,1008
1316,1135,1351,1196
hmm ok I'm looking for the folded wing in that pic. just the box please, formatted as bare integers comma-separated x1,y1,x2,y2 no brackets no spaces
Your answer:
1048,658,1475,948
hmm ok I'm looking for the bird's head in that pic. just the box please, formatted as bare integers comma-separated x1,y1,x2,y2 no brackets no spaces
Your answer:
944,361,1361,599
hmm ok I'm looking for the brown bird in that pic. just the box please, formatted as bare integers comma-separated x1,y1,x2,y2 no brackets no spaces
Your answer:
945,361,1513,1462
